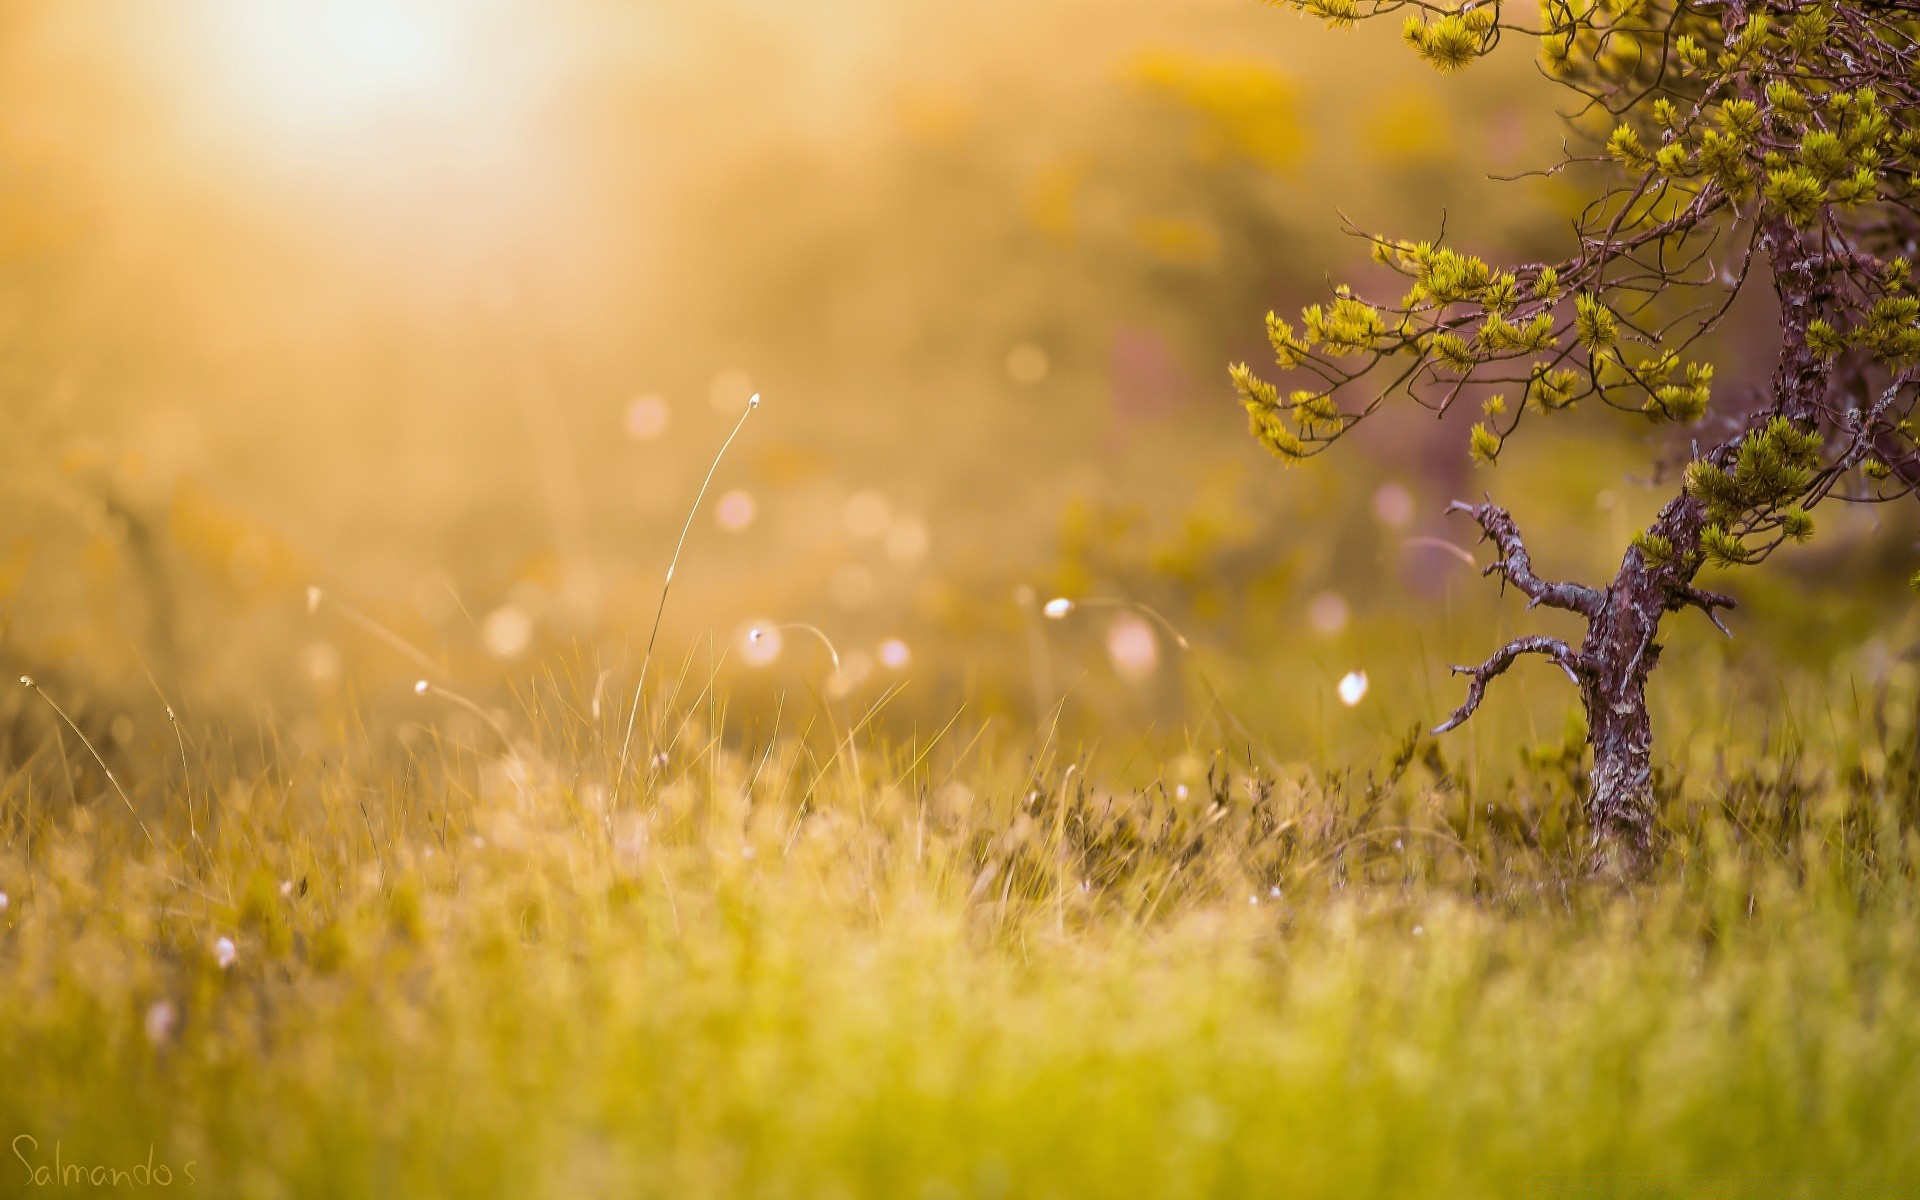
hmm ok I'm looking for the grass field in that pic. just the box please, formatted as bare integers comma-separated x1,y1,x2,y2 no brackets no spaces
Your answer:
5,2,1920,1195
3,643,1918,1199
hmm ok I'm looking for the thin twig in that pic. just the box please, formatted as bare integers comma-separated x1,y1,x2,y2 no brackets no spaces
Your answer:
616,394,760,787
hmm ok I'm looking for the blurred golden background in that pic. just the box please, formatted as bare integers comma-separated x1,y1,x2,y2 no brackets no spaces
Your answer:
1,0,1911,769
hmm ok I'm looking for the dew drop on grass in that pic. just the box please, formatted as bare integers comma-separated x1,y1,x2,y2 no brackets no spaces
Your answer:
740,622,782,667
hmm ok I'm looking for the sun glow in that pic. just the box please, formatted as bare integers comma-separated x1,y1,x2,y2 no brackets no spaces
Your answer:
137,0,572,251
192,0,478,140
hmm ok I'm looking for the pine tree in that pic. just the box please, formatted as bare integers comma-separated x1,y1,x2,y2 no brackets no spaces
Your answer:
1234,0,1920,872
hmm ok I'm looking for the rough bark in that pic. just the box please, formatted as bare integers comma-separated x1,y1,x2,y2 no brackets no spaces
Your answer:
1576,577,1663,874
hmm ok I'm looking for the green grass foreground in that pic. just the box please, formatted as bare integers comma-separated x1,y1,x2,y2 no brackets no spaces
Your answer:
2,672,1918,1199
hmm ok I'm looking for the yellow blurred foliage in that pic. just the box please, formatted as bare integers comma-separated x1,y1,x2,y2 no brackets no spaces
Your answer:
167,479,309,599
1359,86,1450,166
751,440,834,489
894,82,978,145
1128,50,1306,172
1129,216,1220,265
1023,157,1086,242
0,536,34,602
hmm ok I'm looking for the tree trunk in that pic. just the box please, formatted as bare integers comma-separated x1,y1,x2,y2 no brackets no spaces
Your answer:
1565,213,1835,873
1578,552,1670,875
1581,668,1656,874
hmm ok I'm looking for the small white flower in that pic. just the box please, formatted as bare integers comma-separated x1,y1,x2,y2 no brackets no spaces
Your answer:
1248,895,1259,906
1174,784,1190,801
1042,597,1074,619
1412,925,1426,937
1337,670,1369,707
145,999,177,1045
280,880,295,898
213,936,237,969
0,891,9,911
1268,885,1281,898
414,679,430,695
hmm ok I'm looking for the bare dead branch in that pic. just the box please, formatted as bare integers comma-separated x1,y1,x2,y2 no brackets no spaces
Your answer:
1433,636,1591,735
1671,584,1737,638
1447,500,1606,619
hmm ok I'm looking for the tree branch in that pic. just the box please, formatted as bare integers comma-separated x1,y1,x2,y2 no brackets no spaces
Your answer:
1446,500,1605,618
1670,584,1736,638
1433,635,1591,735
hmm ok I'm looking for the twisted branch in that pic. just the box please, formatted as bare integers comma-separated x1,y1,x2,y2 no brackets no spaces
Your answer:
1446,500,1605,618
1433,636,1592,735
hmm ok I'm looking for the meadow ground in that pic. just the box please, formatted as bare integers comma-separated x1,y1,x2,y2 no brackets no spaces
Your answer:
2,643,1917,1200
6,2,1920,1196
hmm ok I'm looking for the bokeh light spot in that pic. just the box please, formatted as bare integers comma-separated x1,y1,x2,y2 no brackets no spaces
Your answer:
482,605,534,659
826,650,874,698
843,490,892,540
1307,591,1350,637
1006,342,1050,384
716,489,757,532
302,643,342,686
830,564,877,608
885,515,930,565
1105,614,1159,680
625,394,670,440
1372,483,1414,528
